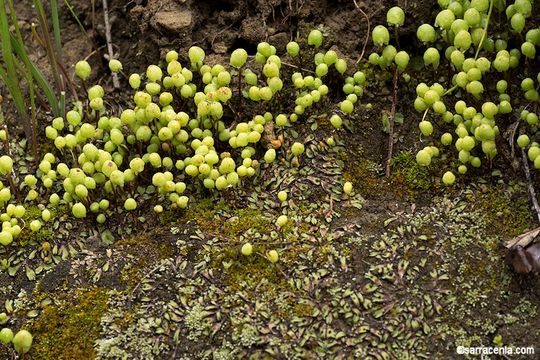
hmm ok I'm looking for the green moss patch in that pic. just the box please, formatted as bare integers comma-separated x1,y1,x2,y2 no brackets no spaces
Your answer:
474,185,535,238
30,288,109,360
341,146,384,196
391,151,431,192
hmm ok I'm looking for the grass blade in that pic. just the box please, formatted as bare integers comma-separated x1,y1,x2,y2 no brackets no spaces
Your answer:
51,0,62,56
9,35,61,117
33,0,63,93
0,0,30,132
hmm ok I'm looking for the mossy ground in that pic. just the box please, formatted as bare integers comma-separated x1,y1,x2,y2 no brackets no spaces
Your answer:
342,145,384,197
6,125,535,359
116,234,176,287
30,288,109,360
472,183,536,238
391,150,432,193
2,1,539,357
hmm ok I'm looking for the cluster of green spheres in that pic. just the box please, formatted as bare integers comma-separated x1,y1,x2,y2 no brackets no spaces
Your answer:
370,7,409,71
367,0,539,185
0,328,33,355
0,28,365,247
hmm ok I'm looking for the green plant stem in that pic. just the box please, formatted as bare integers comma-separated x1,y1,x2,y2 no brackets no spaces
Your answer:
353,0,370,64
475,0,494,59
421,109,429,122
55,60,78,102
394,26,401,50
0,0,38,156
280,61,315,74
386,66,398,177
442,84,458,96
237,68,243,119
6,0,39,157
64,0,87,35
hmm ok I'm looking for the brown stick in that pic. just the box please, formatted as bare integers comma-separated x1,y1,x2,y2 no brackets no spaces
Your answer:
353,0,371,64
385,67,398,177
521,147,540,223
102,0,120,89
280,61,316,74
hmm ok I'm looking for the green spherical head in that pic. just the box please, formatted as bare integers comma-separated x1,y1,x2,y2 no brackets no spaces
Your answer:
416,149,432,166
372,25,390,46
219,157,236,174
276,215,288,227
75,60,91,79
0,155,13,176
264,149,276,163
188,46,205,63
124,198,137,211
286,41,300,57
474,124,495,142
335,58,347,74
129,73,141,89
435,9,455,30
241,243,253,256
419,121,434,137
417,24,436,43
394,51,410,71
29,220,42,232
267,250,279,263
340,100,354,114
0,328,13,344
13,330,33,354
291,142,305,156
72,203,87,219
0,231,13,246
87,85,104,101
230,48,248,68
387,6,405,26
330,114,343,129
442,171,456,186
308,29,323,48
454,30,472,51
517,135,530,148
441,133,453,146
343,181,353,195
108,59,123,73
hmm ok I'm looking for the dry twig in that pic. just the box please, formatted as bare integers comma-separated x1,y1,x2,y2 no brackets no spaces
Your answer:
353,0,371,64
521,147,540,223
102,0,120,89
